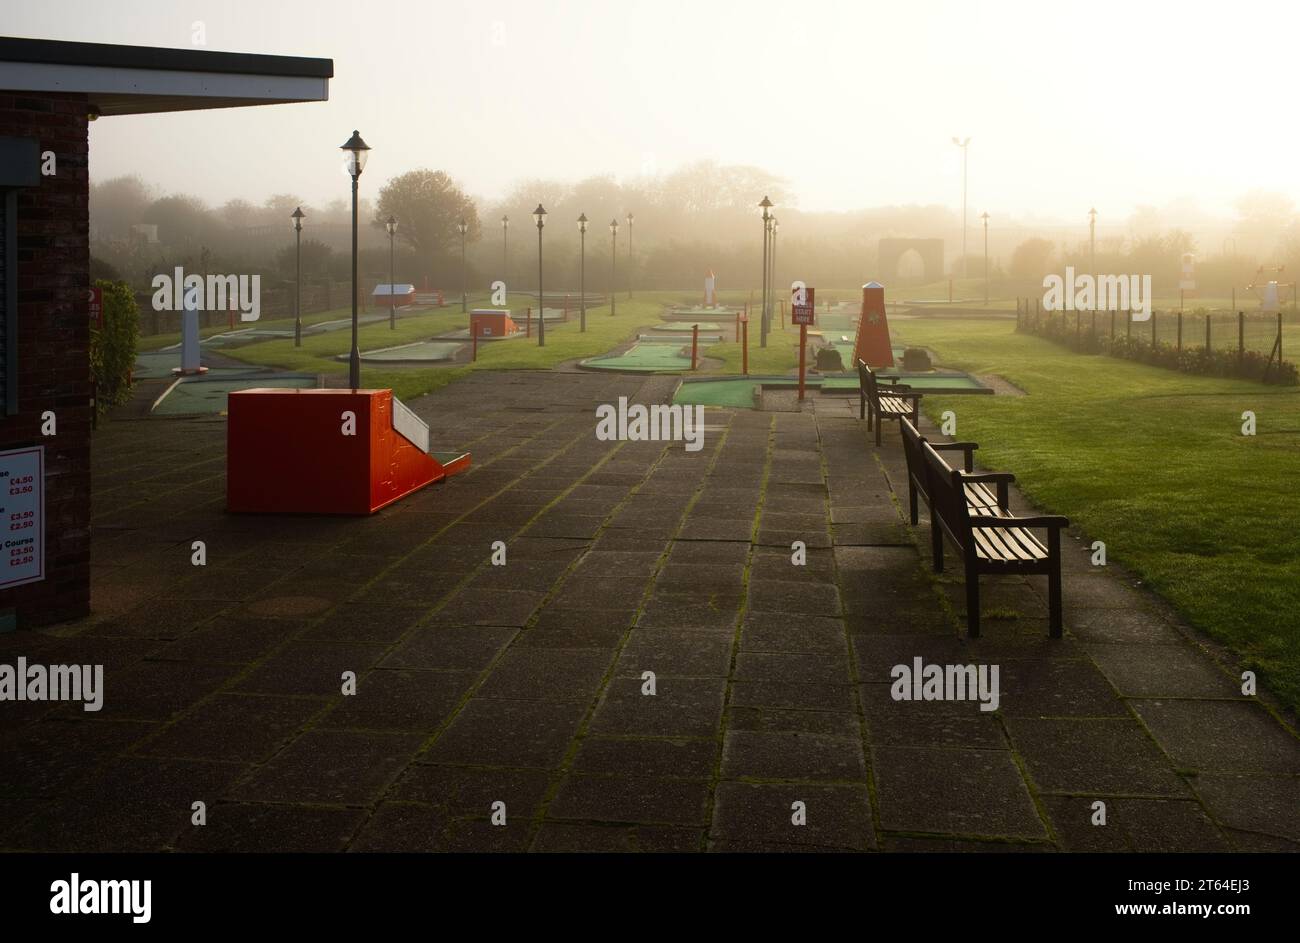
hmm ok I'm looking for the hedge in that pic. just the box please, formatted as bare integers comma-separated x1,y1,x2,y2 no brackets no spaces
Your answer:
90,279,140,416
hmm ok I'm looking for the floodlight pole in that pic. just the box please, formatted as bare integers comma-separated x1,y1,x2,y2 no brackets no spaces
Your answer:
952,137,970,277
981,212,990,305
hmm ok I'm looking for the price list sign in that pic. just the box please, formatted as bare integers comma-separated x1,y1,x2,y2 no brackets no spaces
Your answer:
0,446,44,589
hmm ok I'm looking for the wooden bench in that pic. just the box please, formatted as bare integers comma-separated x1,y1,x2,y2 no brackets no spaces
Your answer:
900,417,1012,524
919,437,1069,638
857,359,921,446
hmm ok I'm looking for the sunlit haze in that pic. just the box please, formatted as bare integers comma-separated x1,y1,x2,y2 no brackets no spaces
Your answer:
8,0,1298,227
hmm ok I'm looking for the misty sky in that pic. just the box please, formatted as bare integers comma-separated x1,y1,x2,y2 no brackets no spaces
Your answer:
9,0,1298,227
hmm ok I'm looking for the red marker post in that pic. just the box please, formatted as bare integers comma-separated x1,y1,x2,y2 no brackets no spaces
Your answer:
791,286,815,401
691,324,699,371
741,313,749,376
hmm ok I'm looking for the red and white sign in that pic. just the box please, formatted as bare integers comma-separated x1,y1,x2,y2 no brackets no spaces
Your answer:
0,446,44,589
791,284,815,325
88,287,103,328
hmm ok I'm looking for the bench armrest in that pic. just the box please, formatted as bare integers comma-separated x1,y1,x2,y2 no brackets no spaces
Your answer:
932,441,977,471
989,514,1070,529
960,471,1015,484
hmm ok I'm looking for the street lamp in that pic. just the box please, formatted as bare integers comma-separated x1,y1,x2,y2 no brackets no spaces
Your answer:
457,218,468,313
1088,207,1097,278
759,196,772,347
609,218,618,317
533,204,547,346
771,216,779,324
501,214,509,286
952,136,970,277
626,212,634,299
385,215,398,330
980,212,990,305
291,206,304,347
340,129,370,390
578,213,588,332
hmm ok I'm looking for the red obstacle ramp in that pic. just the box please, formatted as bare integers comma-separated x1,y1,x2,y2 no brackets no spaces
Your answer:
227,388,469,515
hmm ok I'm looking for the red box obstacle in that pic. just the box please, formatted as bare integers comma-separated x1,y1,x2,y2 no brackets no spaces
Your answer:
470,309,518,339
227,388,470,515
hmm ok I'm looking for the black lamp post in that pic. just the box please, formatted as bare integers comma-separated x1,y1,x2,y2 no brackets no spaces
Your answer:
981,212,990,305
341,129,370,390
771,216,779,321
291,206,304,347
534,204,547,346
385,215,398,329
501,215,509,286
578,213,588,332
759,196,772,347
626,212,634,299
609,218,618,317
458,219,468,313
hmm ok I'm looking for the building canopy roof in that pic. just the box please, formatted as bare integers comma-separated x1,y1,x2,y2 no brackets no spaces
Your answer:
0,35,331,116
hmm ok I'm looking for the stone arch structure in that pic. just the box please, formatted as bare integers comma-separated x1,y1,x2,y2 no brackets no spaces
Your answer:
877,238,944,283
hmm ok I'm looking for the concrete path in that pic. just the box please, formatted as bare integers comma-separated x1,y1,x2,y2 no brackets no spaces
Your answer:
1,371,1295,852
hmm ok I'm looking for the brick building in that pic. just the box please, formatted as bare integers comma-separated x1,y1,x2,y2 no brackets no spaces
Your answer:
0,36,331,628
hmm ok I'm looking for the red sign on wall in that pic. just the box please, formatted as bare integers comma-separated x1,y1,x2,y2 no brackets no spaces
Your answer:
88,287,103,328
791,285,815,325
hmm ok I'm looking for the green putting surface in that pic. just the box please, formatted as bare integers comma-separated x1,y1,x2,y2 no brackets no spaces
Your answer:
152,373,317,416
652,322,721,332
135,350,274,380
580,341,694,373
673,371,992,408
346,340,464,363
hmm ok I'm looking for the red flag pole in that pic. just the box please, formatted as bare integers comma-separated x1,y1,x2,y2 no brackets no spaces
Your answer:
741,317,748,376
691,324,699,371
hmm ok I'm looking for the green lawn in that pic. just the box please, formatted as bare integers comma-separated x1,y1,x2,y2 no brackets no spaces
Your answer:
894,318,1300,712
214,292,678,401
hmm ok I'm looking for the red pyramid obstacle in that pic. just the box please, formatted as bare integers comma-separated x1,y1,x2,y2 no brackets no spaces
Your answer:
852,281,895,368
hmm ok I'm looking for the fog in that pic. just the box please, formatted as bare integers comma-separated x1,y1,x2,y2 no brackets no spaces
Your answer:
13,0,1300,291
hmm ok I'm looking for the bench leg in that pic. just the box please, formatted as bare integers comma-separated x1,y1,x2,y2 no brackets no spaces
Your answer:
930,517,944,572
909,479,919,526
860,391,866,422
965,562,980,638
875,412,882,447
1048,530,1063,638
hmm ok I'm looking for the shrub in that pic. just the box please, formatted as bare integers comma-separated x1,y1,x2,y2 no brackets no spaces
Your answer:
90,279,140,416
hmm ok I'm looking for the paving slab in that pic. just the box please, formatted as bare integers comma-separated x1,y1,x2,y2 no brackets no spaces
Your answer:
7,367,1284,852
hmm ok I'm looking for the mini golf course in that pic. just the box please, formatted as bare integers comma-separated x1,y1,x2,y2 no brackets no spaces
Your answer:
343,340,465,364
152,373,318,416
580,336,698,373
672,372,992,408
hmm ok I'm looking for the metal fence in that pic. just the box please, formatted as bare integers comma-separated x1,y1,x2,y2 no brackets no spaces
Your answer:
1016,298,1295,383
